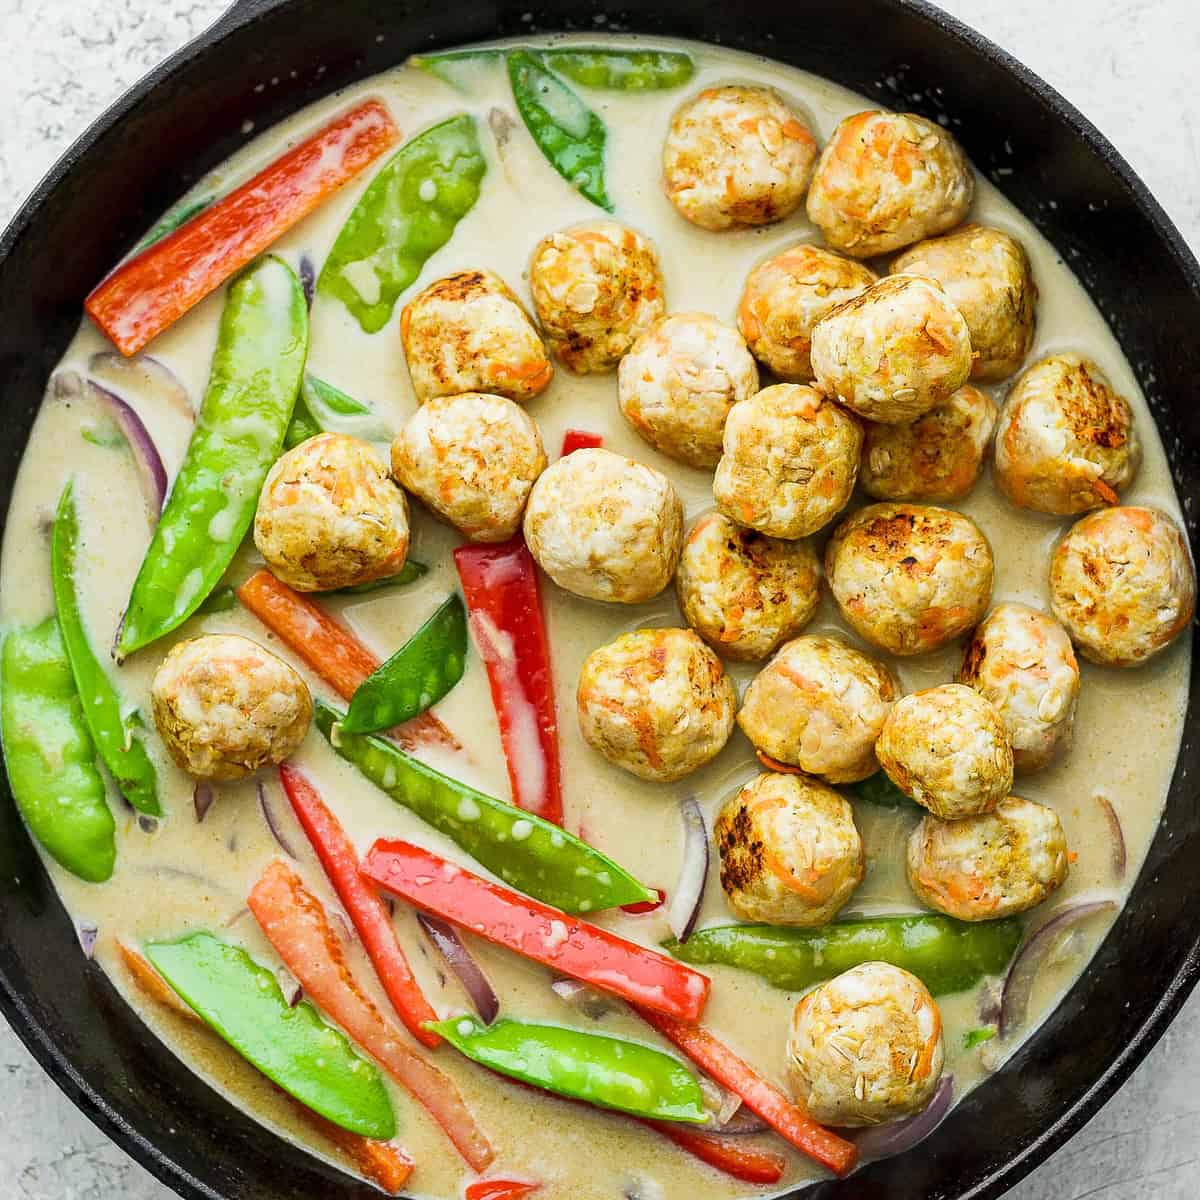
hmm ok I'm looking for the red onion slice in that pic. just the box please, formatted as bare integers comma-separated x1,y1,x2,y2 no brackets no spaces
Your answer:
1096,795,1127,880
418,913,499,1024
550,977,613,1019
88,380,168,520
715,1106,769,1136
299,255,316,309
193,781,215,822
276,965,303,1007
75,920,99,960
257,781,298,859
853,1074,954,1161
667,796,708,943
88,351,193,421
999,900,1117,1038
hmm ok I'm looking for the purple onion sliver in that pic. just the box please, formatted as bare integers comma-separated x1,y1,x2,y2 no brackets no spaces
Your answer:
853,1074,954,1161
332,910,356,944
75,920,99,960
276,965,304,1007
418,912,499,1025
224,907,249,928
88,351,194,421
1096,795,1127,880
299,255,316,308
715,1107,769,1137
667,796,709,944
86,380,168,520
977,979,1002,1027
550,977,612,1019
193,781,215,822
258,781,298,859
137,815,159,834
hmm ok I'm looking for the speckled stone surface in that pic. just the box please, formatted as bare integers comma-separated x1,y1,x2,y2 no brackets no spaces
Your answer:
1,1,1198,1197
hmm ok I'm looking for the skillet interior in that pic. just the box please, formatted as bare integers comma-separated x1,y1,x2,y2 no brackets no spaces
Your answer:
0,1,1198,1197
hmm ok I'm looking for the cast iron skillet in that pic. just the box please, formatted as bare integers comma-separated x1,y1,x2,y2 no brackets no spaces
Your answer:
1,1,1197,1197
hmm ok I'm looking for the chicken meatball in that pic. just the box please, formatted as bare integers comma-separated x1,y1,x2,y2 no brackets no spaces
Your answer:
715,772,864,925
254,433,410,592
400,268,553,404
523,448,683,603
152,635,312,781
676,511,821,662
713,384,862,539
877,684,1013,820
737,243,877,382
391,392,546,543
1049,506,1195,667
737,634,899,783
788,963,945,1126
907,796,1069,920
617,312,758,468
810,275,973,425
806,110,974,259
825,503,994,656
662,85,818,232
529,221,666,373
960,603,1080,773
860,385,997,503
891,224,1036,382
576,628,735,782
993,354,1141,515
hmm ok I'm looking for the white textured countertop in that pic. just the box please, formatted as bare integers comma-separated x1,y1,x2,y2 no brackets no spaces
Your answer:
1,1,1197,1197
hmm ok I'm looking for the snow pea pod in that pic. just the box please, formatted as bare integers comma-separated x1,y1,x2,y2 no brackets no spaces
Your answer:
313,699,654,912
538,47,695,91
132,196,213,254
411,49,502,92
285,373,383,450
664,914,1024,997
0,618,115,882
318,115,487,334
145,932,394,1138
342,594,467,734
338,559,428,595
429,1015,708,1123
848,771,921,809
117,255,308,659
506,50,611,212
52,480,160,816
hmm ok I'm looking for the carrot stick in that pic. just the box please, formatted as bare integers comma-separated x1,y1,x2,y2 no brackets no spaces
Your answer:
117,939,198,1020
637,1120,787,1184
87,100,400,356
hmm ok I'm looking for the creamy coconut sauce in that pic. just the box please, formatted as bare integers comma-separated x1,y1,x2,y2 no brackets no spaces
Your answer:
0,34,1190,1200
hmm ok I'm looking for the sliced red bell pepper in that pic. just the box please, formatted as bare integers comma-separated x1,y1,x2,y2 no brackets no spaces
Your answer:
621,887,666,916
638,1120,787,1185
454,538,562,824
559,429,604,457
278,762,440,1048
248,859,494,1170
87,100,400,356
633,1008,857,1178
360,840,709,1021
465,1180,541,1200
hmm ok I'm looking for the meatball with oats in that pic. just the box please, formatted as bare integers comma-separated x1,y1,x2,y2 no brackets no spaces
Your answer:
715,772,864,926
152,635,312,781
825,502,994,656
391,392,546,543
617,312,758,468
254,433,409,592
576,628,735,782
523,447,683,603
676,511,821,661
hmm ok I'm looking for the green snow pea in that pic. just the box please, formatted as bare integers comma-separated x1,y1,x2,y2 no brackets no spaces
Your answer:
284,373,383,450
0,618,115,882
506,50,611,212
314,700,654,913
664,914,1023,997
132,196,212,254
338,559,428,595
52,481,160,816
411,49,502,92
429,1015,708,1123
195,585,239,616
342,594,467,734
117,255,308,659
849,771,921,809
146,932,394,1138
538,47,695,91
318,115,487,334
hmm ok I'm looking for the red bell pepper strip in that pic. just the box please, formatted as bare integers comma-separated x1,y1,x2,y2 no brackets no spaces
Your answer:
633,1008,857,1178
86,100,400,356
465,1181,540,1200
621,887,666,916
559,429,603,457
454,538,562,824
237,569,458,753
248,859,494,1170
638,1120,787,1185
278,762,440,1048
361,839,709,1021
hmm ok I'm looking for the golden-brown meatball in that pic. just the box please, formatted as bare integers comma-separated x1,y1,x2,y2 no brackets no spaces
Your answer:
391,392,546,543
576,628,735,782
529,221,666,373
960,603,1080,773
662,85,818,231
152,635,311,781
523,448,683,603
1049,506,1195,667
737,634,899,783
810,275,973,425
877,684,1013,820
713,383,862,539
253,433,409,592
737,243,877,382
907,796,1069,920
860,384,998,502
399,268,552,404
676,511,821,662
993,354,1141,515
825,502,994,656
891,224,1036,382
788,963,945,1126
617,312,758,468
715,772,864,925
